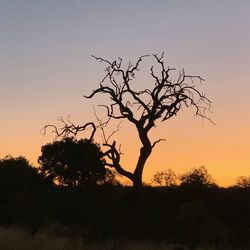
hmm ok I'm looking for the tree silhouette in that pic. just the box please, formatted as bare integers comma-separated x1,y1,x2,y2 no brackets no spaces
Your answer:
179,166,216,188
38,137,107,188
152,169,178,187
43,53,212,189
235,176,250,188
0,155,41,195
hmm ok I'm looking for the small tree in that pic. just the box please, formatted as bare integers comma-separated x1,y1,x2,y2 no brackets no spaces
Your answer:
179,166,216,188
0,155,41,194
43,53,212,189
38,137,107,188
235,176,250,188
152,169,177,187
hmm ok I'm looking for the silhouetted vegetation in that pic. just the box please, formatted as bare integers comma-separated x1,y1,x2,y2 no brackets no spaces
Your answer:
152,169,178,187
38,137,109,188
0,155,45,195
235,175,250,188
1,156,250,249
43,53,213,189
179,166,217,189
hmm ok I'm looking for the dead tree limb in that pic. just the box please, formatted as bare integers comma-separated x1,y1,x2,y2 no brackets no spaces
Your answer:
41,116,96,141
42,53,213,189
84,53,213,188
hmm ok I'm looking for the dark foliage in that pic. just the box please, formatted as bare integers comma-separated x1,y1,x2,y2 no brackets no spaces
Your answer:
179,166,217,189
235,175,250,188
43,54,213,189
152,169,178,187
3,183,250,249
0,155,43,194
38,137,107,188
2,156,250,249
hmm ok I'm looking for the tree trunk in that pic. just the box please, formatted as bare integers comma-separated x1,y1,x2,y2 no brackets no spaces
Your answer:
132,173,143,189
132,143,152,189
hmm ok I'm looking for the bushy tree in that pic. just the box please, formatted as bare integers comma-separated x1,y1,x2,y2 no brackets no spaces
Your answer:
179,166,216,188
235,176,250,188
152,169,177,187
0,155,41,194
38,137,108,188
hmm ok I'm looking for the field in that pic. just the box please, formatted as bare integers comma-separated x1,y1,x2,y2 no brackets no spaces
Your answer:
0,226,236,250
1,158,250,249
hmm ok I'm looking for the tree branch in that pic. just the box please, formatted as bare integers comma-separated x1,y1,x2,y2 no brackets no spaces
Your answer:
102,141,134,181
152,138,166,149
41,116,96,141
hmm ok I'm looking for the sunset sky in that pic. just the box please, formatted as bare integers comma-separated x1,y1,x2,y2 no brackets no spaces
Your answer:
1,0,250,186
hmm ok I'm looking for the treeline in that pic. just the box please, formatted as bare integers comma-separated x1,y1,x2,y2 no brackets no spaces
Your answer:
1,146,250,248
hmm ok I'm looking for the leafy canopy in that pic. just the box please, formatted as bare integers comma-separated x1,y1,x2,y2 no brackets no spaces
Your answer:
38,137,107,188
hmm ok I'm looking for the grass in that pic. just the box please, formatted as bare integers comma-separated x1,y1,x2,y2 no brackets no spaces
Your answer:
0,226,226,250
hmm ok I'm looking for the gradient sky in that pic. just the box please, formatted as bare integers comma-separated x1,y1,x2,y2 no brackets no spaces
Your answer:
1,0,250,186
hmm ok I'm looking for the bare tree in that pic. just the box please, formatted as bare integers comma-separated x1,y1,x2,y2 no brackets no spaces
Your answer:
42,116,96,140
235,176,250,188
43,53,213,189
152,169,178,187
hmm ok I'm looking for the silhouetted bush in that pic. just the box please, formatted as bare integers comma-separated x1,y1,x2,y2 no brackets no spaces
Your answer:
2,158,250,248
152,169,178,187
179,166,217,189
0,155,42,195
235,175,250,188
38,137,109,188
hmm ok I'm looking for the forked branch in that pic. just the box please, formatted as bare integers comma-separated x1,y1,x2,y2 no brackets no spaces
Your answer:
41,116,96,141
42,53,214,188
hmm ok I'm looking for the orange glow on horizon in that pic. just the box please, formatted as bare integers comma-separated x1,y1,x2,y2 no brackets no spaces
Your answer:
1,99,250,188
